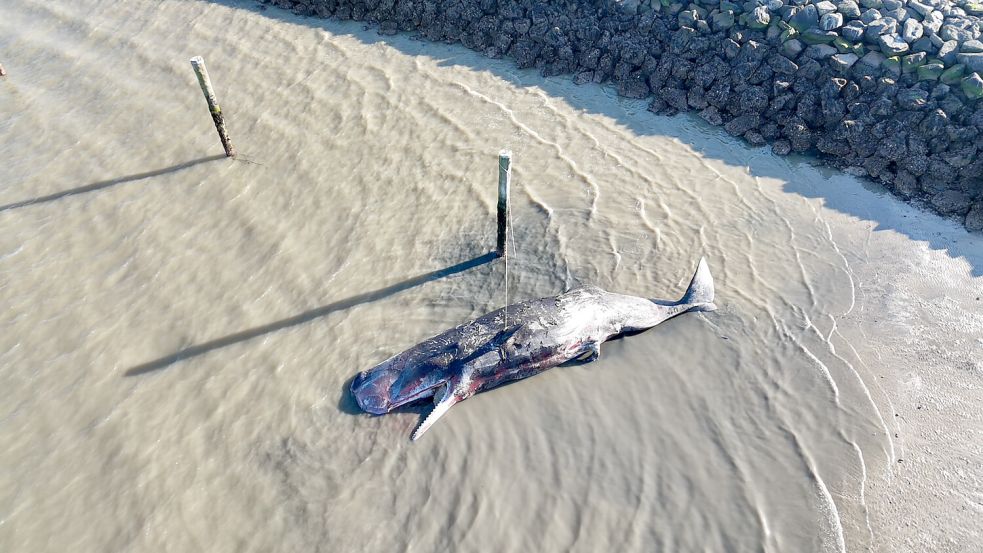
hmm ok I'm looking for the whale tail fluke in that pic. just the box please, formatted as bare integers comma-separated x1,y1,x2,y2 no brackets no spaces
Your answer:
679,257,716,312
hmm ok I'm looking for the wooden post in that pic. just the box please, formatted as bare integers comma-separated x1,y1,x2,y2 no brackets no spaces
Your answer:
497,150,511,257
190,56,236,158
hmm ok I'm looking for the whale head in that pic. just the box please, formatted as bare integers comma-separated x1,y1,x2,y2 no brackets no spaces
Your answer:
351,350,455,414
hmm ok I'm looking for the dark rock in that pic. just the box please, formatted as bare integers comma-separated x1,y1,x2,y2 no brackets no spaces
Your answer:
863,154,890,178
805,44,838,59
619,72,651,98
924,158,958,190
773,78,793,95
772,139,792,155
661,87,690,111
784,119,814,151
877,134,908,160
648,95,670,114
791,4,819,31
894,170,919,198
966,203,983,232
817,133,852,155
688,85,709,108
700,106,724,125
692,60,719,88
842,21,866,42
573,70,594,85
942,145,978,169
896,88,928,110
870,97,895,116
843,81,861,101
931,190,972,215
769,92,796,114
706,80,732,107
761,122,780,140
725,113,762,135
738,86,770,113
745,130,767,145
782,39,805,59
899,154,929,176
919,108,948,137
768,54,799,75
796,58,823,80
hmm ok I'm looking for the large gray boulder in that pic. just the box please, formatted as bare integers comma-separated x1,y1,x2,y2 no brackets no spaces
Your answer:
879,33,910,55
866,19,897,41
963,72,983,100
748,6,771,28
783,38,806,57
820,12,844,30
958,53,983,72
922,11,943,34
842,21,867,41
860,8,882,24
815,0,838,16
903,19,924,43
837,0,861,18
831,52,860,69
859,50,887,67
908,0,934,18
939,40,961,64
791,4,820,30
806,44,839,58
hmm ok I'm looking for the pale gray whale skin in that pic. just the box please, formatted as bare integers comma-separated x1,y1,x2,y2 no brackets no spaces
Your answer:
351,257,716,440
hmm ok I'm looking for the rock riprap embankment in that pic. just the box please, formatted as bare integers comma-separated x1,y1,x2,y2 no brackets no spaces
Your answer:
263,0,983,232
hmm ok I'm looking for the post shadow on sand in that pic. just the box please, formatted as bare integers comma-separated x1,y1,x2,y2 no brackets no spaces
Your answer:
208,0,982,276
0,155,227,212
124,252,497,377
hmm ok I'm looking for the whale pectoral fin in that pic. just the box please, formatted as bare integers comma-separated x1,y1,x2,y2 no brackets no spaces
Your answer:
411,384,461,441
576,342,601,362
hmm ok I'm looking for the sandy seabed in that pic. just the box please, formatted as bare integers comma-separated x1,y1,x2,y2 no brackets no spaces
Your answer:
0,1,981,551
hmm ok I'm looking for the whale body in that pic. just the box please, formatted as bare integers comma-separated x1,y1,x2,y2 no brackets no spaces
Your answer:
351,257,716,440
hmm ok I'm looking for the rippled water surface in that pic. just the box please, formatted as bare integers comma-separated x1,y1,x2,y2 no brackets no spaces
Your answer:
2,1,982,552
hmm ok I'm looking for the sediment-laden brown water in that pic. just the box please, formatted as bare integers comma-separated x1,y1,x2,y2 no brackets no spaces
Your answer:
1,1,981,552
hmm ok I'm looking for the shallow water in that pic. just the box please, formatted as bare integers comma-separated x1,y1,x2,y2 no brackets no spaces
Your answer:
1,1,981,552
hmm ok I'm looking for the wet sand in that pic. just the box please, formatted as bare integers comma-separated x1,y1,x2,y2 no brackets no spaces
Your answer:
0,1,981,551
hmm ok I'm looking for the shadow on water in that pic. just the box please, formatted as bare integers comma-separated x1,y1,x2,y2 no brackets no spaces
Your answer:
125,252,498,377
0,155,227,212
210,0,982,276
338,373,364,415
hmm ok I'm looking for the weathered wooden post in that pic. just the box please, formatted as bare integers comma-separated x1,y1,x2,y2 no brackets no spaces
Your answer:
190,56,236,158
497,150,511,257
